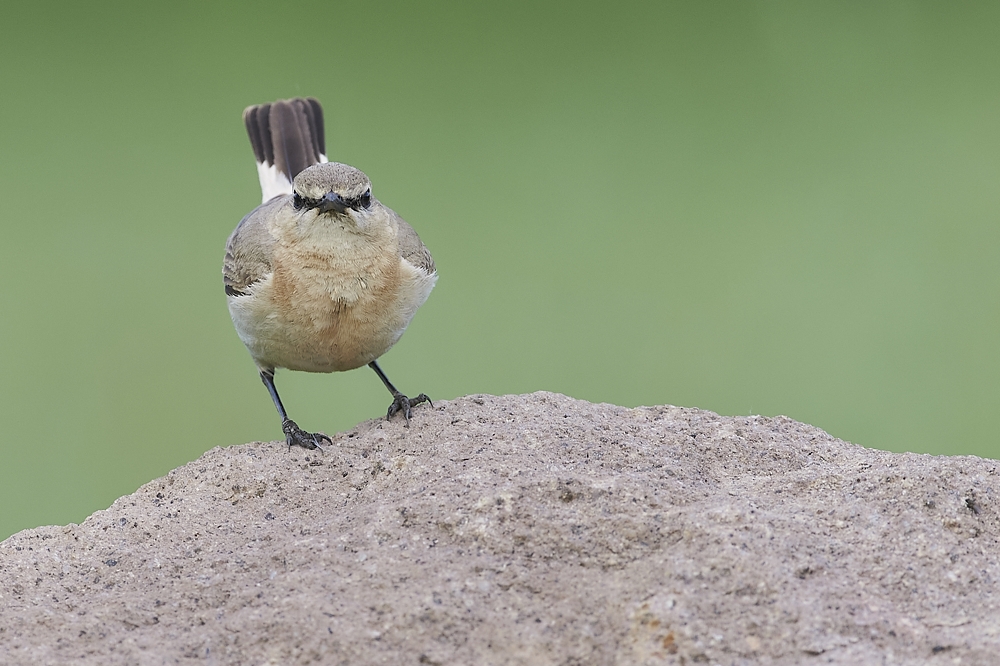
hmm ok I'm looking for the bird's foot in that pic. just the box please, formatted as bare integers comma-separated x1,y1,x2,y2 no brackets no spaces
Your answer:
281,419,332,450
386,392,432,425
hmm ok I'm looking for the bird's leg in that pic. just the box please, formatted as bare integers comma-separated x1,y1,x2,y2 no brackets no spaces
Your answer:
368,360,431,425
259,369,331,450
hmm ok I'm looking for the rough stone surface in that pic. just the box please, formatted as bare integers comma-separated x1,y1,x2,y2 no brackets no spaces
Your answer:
1,392,999,665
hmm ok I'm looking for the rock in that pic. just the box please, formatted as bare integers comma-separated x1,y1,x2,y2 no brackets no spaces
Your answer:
1,392,998,664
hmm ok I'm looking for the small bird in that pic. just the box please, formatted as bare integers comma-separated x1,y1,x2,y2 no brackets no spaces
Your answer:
223,98,437,449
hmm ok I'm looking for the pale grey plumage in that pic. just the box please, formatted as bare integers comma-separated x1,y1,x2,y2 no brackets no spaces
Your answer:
223,198,279,297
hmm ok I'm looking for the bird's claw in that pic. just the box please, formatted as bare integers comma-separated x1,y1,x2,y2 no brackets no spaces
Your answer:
386,392,432,425
282,419,332,450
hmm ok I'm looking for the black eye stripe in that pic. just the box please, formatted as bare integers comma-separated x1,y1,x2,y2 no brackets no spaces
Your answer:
294,189,370,211
343,188,372,211
292,193,321,210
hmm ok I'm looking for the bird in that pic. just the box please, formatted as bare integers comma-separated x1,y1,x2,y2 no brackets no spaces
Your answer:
223,97,437,450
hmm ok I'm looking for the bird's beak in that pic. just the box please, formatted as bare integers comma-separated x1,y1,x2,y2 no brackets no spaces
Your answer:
317,192,349,214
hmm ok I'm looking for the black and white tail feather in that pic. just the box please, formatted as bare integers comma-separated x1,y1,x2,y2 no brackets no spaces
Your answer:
243,97,328,202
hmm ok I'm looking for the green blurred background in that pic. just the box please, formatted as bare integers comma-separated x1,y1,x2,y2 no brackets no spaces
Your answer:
1,1,998,540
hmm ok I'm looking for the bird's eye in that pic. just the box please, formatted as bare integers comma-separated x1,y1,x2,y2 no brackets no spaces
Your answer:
358,189,372,209
292,193,321,211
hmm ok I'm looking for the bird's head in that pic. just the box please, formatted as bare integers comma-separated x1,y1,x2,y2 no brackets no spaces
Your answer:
291,162,375,227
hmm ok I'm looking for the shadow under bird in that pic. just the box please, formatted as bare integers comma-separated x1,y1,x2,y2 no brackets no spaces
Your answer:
223,97,437,449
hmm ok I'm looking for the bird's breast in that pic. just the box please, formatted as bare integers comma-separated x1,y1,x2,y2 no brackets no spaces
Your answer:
233,230,430,373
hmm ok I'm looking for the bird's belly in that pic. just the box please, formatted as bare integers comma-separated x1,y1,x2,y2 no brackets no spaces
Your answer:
228,267,432,373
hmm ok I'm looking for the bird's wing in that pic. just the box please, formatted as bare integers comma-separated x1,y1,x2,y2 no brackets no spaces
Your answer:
223,197,283,296
243,97,327,203
393,209,436,274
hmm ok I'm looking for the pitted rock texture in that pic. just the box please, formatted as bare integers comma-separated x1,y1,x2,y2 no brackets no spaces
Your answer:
1,392,998,665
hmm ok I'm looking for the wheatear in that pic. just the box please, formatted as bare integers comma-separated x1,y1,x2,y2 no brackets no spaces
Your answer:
223,97,437,449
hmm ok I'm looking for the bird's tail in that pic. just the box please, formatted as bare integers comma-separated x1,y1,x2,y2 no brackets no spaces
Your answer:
243,97,327,203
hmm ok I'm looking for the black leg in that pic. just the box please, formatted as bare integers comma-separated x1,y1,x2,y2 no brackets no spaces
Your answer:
259,369,332,450
367,360,431,425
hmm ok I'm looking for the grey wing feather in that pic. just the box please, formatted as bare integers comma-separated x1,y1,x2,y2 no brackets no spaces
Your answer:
223,197,283,296
394,211,436,274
